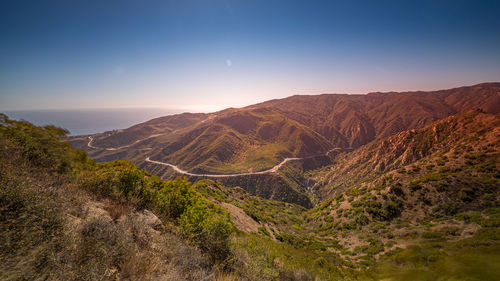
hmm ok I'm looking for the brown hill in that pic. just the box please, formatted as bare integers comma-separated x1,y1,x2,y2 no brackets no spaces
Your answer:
249,82,500,147
311,109,500,206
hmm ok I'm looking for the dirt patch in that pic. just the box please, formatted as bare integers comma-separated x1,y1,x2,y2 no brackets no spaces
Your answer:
220,202,261,233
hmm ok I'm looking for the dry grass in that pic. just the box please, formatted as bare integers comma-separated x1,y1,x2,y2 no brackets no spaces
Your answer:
213,272,241,281
104,200,131,220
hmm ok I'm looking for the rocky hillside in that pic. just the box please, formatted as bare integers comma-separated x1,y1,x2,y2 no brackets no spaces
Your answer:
300,110,499,266
312,110,499,200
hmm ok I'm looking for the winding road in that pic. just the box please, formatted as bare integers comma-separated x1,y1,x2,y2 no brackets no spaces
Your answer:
88,136,351,177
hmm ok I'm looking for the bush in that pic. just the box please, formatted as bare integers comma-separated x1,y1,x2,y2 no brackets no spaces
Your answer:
179,200,234,262
389,184,404,197
355,240,384,256
442,202,460,216
454,211,482,224
275,233,306,248
73,217,132,279
458,187,475,202
365,200,401,221
157,178,197,219
355,214,370,225
314,257,327,267
258,226,270,236
409,181,422,192
0,115,76,174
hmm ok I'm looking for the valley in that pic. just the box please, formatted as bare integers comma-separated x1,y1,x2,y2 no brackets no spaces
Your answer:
88,134,348,177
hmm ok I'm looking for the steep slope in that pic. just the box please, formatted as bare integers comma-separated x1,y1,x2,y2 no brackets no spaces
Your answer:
283,110,500,276
249,82,500,147
153,108,333,173
312,109,500,200
90,112,209,148
0,115,234,280
304,110,499,252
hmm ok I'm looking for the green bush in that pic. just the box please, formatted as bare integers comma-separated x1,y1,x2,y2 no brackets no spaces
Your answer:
258,226,270,236
179,200,234,262
0,114,74,173
355,214,370,225
421,231,443,239
365,200,401,221
275,233,306,248
458,187,475,202
314,257,327,267
157,178,197,219
454,211,482,224
442,202,460,216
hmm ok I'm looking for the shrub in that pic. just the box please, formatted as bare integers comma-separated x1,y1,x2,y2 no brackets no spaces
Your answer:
157,178,197,219
0,116,73,173
342,221,357,230
275,233,306,248
314,257,327,267
389,184,404,197
458,187,475,202
434,181,448,192
366,200,401,221
258,226,270,236
409,181,422,192
441,227,461,236
454,211,482,224
74,217,132,279
179,200,234,262
442,202,460,216
480,215,500,228
355,214,370,226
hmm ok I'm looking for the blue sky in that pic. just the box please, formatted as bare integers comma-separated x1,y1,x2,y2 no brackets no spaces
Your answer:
1,0,499,111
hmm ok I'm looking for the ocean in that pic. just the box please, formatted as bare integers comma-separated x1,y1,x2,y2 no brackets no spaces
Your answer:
3,108,183,136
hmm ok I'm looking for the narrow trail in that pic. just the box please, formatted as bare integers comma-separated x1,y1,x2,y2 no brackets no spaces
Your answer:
88,136,352,177
88,135,161,150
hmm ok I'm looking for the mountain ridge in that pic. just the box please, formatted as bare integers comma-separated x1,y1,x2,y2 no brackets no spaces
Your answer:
69,83,500,207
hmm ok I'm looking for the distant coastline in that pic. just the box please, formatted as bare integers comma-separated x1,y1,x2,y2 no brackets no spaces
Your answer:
3,108,182,136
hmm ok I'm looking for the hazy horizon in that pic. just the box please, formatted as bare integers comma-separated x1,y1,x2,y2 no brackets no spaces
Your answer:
3,108,184,136
2,81,498,112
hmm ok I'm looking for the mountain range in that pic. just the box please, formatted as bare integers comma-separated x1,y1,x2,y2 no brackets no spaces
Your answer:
70,82,500,207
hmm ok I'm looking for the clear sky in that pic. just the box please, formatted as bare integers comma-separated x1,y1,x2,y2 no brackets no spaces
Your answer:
1,0,499,111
